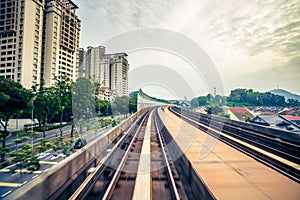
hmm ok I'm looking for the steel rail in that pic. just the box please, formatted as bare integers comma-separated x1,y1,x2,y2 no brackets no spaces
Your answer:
101,112,150,200
154,112,181,200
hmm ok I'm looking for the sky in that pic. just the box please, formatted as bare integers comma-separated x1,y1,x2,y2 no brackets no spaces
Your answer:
74,0,300,99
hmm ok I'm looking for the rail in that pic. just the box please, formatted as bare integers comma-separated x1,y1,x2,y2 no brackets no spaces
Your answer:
154,112,181,200
101,112,149,200
69,111,149,200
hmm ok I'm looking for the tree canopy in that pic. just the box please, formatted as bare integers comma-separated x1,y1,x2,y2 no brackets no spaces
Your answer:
73,77,95,120
0,78,32,157
190,88,300,108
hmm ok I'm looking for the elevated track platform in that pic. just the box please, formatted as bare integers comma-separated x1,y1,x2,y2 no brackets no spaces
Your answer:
158,107,300,199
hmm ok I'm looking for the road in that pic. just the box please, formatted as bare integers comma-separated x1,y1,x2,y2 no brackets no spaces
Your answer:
5,125,72,152
0,149,65,199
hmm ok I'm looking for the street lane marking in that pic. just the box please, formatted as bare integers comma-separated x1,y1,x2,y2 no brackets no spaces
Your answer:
11,172,19,176
21,181,28,186
0,182,22,187
38,152,50,159
1,190,12,198
39,161,58,165
32,174,39,179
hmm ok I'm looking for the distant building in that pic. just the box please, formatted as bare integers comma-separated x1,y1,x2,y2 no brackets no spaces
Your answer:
79,46,129,97
108,53,129,96
0,0,81,88
227,107,254,121
250,115,300,132
97,86,116,101
248,107,283,116
1,119,38,131
280,115,300,126
278,108,295,115
194,107,206,114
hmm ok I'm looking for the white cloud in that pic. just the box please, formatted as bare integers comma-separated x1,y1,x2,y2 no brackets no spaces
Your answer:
75,0,300,96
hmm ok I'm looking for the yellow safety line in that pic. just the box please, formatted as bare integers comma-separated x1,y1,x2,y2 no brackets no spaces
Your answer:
0,169,42,174
16,169,43,174
0,169,10,173
0,182,22,187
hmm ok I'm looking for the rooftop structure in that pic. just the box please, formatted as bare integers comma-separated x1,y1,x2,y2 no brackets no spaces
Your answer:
280,115,300,126
97,86,116,101
228,107,254,121
250,115,300,133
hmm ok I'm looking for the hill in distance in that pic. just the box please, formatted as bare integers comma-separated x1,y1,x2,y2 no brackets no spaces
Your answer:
269,89,300,101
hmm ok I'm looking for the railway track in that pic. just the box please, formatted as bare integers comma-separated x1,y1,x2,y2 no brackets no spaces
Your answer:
169,106,300,183
177,107,300,163
69,108,203,200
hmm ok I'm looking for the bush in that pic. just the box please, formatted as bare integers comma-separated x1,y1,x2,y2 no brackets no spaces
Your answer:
37,145,46,153
0,161,9,168
21,136,29,141
33,124,64,132
13,138,22,144
45,142,53,148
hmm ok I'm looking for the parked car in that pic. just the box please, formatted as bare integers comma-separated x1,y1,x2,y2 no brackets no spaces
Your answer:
74,138,87,149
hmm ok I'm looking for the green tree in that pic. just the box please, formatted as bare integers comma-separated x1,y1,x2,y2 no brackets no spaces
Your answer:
73,77,95,120
95,99,111,116
0,78,32,161
287,98,300,107
205,105,223,115
244,115,252,122
191,96,208,108
33,81,59,138
54,76,73,137
112,96,129,115
227,88,286,107
128,91,138,113
129,96,137,113
10,143,40,173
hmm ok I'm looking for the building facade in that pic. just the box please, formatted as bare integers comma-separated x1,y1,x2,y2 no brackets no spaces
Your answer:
108,53,129,97
79,46,129,97
43,0,81,87
0,0,80,89
97,86,116,101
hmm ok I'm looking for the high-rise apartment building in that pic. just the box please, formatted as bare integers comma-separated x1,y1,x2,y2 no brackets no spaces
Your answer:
108,53,129,96
79,46,129,97
43,0,81,86
0,0,80,89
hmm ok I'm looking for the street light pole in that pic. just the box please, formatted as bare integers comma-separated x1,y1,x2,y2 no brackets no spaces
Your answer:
31,97,34,154
31,95,36,154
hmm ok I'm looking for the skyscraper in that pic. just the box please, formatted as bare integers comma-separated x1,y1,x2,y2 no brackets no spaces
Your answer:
79,46,129,97
43,0,81,87
0,0,80,89
108,53,129,96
